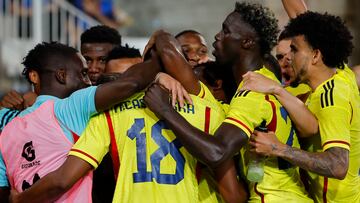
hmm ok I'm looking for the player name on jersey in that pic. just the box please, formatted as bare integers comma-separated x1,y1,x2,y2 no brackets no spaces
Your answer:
113,97,195,114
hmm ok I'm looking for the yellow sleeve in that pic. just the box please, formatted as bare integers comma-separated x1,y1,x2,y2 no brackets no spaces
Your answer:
69,113,111,169
317,104,351,151
223,91,272,138
285,84,311,97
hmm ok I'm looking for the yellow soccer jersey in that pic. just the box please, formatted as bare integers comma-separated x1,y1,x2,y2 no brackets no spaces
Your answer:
198,81,218,102
341,64,360,97
198,81,229,114
197,82,227,203
224,67,313,203
70,91,225,203
304,72,360,203
285,83,311,98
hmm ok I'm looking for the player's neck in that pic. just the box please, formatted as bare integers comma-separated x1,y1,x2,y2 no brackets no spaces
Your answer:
233,54,263,86
308,64,337,90
39,86,70,99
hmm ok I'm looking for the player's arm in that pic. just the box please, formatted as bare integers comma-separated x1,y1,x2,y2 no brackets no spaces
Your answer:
0,90,25,110
144,84,248,168
153,30,201,95
155,72,193,107
272,86,318,137
241,71,318,137
95,55,161,112
249,131,349,179
281,0,307,19
10,156,93,203
0,187,9,203
215,160,248,203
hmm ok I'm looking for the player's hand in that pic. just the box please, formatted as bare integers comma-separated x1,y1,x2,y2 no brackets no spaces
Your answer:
0,90,25,110
241,71,281,94
142,30,166,61
249,130,284,157
144,83,174,119
23,92,37,108
9,189,19,203
155,72,192,107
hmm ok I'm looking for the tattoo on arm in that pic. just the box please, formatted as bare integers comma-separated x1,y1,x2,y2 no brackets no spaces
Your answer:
279,146,349,179
271,144,278,151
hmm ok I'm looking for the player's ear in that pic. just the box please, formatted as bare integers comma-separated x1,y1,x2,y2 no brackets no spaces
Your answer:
213,79,223,90
312,49,322,65
241,37,256,50
55,68,66,84
29,70,39,85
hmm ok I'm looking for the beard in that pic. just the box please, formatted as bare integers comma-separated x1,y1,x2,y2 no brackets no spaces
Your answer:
290,64,307,87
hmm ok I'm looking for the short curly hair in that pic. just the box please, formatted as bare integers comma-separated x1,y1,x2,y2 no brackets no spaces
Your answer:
22,42,78,83
106,44,141,62
234,2,279,55
175,30,202,39
81,25,121,45
283,11,353,69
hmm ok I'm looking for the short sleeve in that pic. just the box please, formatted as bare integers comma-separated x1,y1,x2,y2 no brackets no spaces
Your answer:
69,113,110,169
223,91,271,138
317,105,351,151
54,86,97,135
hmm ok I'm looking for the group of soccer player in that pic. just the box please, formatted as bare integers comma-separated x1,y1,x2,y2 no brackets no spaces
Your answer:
0,0,359,202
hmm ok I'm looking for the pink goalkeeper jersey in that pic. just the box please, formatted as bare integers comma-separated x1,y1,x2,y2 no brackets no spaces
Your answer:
0,100,92,202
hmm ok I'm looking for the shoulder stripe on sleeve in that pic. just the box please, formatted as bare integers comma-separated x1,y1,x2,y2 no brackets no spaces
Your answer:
321,79,335,108
13,110,20,117
0,109,12,128
0,109,16,129
329,79,334,106
5,110,19,124
243,90,251,97
234,90,251,98
323,84,329,107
